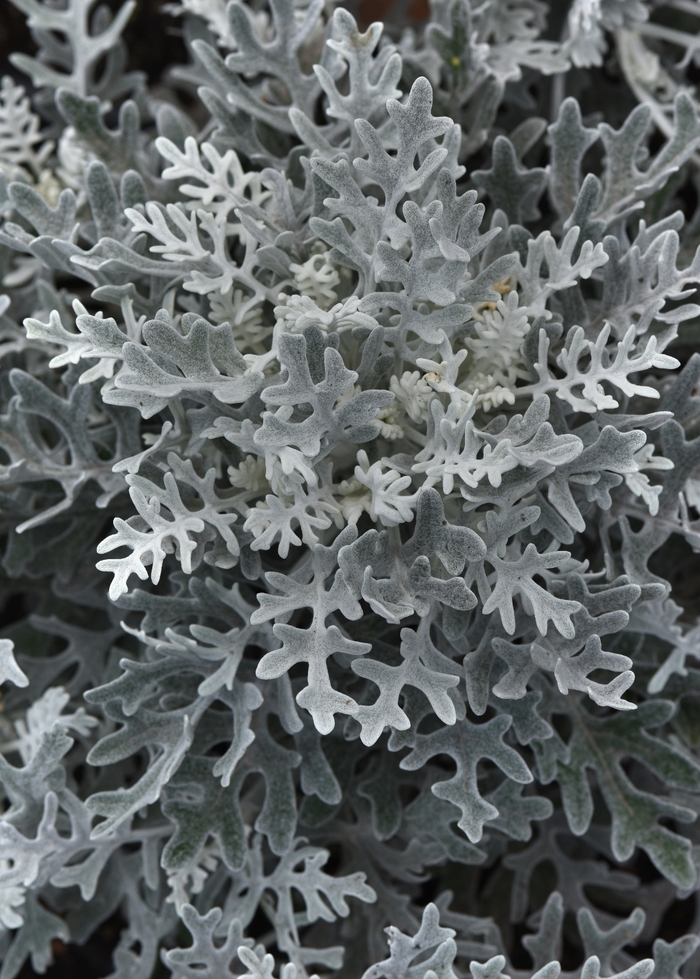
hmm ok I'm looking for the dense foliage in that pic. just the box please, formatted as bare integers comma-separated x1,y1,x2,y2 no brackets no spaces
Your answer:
3,0,700,977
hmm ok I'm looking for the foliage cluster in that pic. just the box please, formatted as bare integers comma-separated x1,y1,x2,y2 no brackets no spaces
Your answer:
3,0,700,977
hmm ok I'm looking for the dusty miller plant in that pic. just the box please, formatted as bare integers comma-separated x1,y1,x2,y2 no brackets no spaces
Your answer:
3,0,700,977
